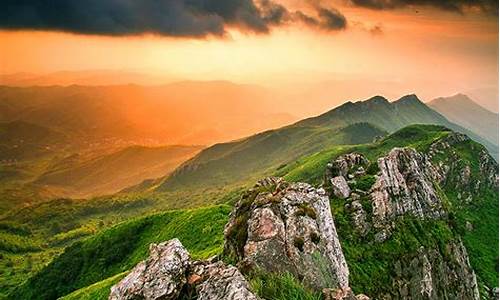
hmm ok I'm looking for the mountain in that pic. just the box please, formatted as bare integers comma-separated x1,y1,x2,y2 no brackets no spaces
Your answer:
9,125,497,300
157,122,386,191
34,145,203,198
0,83,295,145
157,94,497,192
429,93,498,145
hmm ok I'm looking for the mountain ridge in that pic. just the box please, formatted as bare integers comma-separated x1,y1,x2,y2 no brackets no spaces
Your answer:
429,93,498,145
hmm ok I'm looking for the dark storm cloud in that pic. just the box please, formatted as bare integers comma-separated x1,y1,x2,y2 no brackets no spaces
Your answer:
0,0,347,37
350,0,498,15
293,7,347,31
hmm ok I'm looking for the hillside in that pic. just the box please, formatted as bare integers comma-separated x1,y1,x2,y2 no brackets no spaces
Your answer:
34,145,203,198
158,122,386,190
429,93,498,145
0,121,67,160
158,94,497,192
9,125,497,300
8,205,231,300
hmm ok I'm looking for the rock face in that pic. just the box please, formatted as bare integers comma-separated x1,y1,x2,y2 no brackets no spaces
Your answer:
391,241,480,300
224,177,349,291
109,239,190,300
193,262,259,300
325,143,486,299
370,148,445,228
109,239,259,300
331,176,351,199
325,153,369,181
427,132,499,195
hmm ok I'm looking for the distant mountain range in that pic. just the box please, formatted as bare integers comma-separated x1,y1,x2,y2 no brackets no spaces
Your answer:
0,83,295,146
429,93,498,146
155,94,498,192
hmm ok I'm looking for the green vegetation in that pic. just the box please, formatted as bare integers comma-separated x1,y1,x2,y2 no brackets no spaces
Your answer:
9,205,230,300
60,273,127,300
1,124,497,299
159,123,386,191
249,272,322,300
276,124,499,296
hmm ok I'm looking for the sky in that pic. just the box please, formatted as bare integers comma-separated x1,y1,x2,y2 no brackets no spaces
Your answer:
0,0,498,111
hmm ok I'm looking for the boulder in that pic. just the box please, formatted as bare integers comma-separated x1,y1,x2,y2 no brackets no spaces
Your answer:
109,239,260,300
196,262,259,300
224,178,349,291
109,239,190,300
331,176,351,199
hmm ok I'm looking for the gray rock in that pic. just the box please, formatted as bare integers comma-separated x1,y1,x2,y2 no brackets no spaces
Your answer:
348,200,369,235
110,239,260,300
391,241,480,300
196,262,259,300
331,176,351,199
369,148,445,228
109,239,190,300
224,178,349,291
325,153,369,184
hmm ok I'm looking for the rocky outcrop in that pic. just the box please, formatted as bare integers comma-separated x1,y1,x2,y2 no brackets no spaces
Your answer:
193,261,259,300
344,198,370,235
109,239,190,300
326,153,369,180
109,239,259,300
370,148,445,228
224,177,350,291
331,176,351,199
427,132,499,193
391,241,480,300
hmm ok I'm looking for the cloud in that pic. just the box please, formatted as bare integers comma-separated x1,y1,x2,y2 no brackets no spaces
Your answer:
293,7,347,31
0,0,347,37
349,0,498,15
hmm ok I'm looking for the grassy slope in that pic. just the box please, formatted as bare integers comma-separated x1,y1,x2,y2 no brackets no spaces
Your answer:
159,122,386,191
35,145,202,198
9,205,230,300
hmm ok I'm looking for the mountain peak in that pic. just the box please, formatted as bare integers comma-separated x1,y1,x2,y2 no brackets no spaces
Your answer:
395,94,424,105
364,95,390,105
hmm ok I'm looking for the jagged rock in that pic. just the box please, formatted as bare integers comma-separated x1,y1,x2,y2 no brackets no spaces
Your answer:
346,200,369,235
369,148,445,228
391,241,480,300
224,178,349,291
110,239,260,300
331,176,351,199
322,287,370,300
109,239,190,300
354,166,366,177
325,153,369,183
196,262,259,300
427,132,499,193
323,287,357,300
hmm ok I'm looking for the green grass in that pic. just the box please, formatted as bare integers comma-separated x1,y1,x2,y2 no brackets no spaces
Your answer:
159,123,386,191
9,205,231,300
249,272,322,300
60,272,127,300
